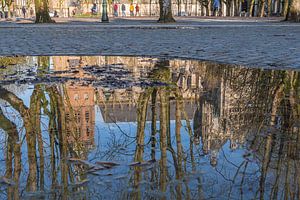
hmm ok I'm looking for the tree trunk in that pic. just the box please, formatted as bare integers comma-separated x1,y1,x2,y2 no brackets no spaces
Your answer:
0,108,21,200
8,4,12,18
282,0,289,16
259,0,265,17
267,0,272,16
259,135,273,199
270,84,284,125
55,87,69,196
288,0,300,21
1,0,4,13
158,0,176,22
201,3,205,15
48,88,58,189
234,0,240,16
35,0,54,23
150,0,152,16
159,89,168,196
175,96,183,200
151,89,157,160
226,2,231,16
177,0,181,16
135,91,151,162
249,0,255,16
131,91,151,200
207,0,212,16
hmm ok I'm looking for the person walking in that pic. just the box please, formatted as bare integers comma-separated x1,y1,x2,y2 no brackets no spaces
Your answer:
213,0,220,16
4,5,8,18
135,4,140,16
113,3,118,17
91,3,97,15
30,7,34,17
129,3,134,17
241,0,248,16
22,6,26,18
121,4,126,17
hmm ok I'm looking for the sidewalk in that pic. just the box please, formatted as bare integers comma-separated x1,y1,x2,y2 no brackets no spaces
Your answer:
0,16,287,26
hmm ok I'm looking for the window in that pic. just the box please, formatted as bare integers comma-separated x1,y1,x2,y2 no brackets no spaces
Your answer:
65,113,70,121
76,127,81,137
85,111,89,122
86,127,90,137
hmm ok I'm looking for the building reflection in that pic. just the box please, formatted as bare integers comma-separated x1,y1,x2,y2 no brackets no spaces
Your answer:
52,57,96,155
97,88,196,123
64,84,95,150
0,56,300,199
52,56,201,123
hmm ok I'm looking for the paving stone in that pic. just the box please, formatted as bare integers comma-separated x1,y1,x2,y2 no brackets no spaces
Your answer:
0,17,300,69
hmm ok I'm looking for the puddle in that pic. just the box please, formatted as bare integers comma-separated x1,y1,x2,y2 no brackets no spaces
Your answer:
0,56,299,199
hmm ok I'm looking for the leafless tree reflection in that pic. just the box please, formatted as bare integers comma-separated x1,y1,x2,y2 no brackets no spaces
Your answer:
0,56,299,199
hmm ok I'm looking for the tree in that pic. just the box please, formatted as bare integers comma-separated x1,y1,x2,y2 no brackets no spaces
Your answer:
158,0,176,22
287,0,300,22
197,0,211,16
34,0,54,23
3,0,13,18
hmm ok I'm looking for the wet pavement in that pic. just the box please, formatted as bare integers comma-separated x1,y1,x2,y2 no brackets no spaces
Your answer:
0,56,300,199
0,17,300,69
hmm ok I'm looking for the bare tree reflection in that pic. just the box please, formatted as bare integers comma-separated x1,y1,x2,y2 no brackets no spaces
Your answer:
0,107,21,200
0,56,300,199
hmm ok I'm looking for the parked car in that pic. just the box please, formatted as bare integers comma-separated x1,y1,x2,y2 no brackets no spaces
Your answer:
49,10,59,17
177,11,188,16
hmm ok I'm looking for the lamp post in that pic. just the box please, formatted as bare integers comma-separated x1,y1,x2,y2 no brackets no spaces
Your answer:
101,0,109,22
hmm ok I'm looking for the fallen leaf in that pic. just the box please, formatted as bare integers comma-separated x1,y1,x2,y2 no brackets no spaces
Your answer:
67,158,95,168
129,159,156,167
72,179,89,186
96,161,120,168
128,161,141,167
0,177,16,186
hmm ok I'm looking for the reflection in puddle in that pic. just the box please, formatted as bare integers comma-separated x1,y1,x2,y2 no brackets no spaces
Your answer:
0,56,299,199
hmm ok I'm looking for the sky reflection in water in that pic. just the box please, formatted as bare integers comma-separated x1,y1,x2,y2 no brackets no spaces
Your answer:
0,56,299,199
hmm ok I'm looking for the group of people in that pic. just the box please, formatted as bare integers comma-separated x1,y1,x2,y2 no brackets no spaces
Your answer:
0,6,34,19
212,0,248,16
20,6,35,18
113,3,140,17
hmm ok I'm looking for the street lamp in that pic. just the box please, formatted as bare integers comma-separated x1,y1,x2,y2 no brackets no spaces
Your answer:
101,0,109,22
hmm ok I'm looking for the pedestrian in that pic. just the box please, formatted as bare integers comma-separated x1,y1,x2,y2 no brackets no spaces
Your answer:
241,0,248,17
30,7,34,17
91,3,97,15
129,3,134,17
22,6,26,18
113,3,118,17
4,5,8,18
135,4,140,16
213,0,220,16
121,4,126,17
54,10,59,17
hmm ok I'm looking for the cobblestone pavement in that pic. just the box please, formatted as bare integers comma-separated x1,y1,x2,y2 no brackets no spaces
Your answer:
1,17,300,69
